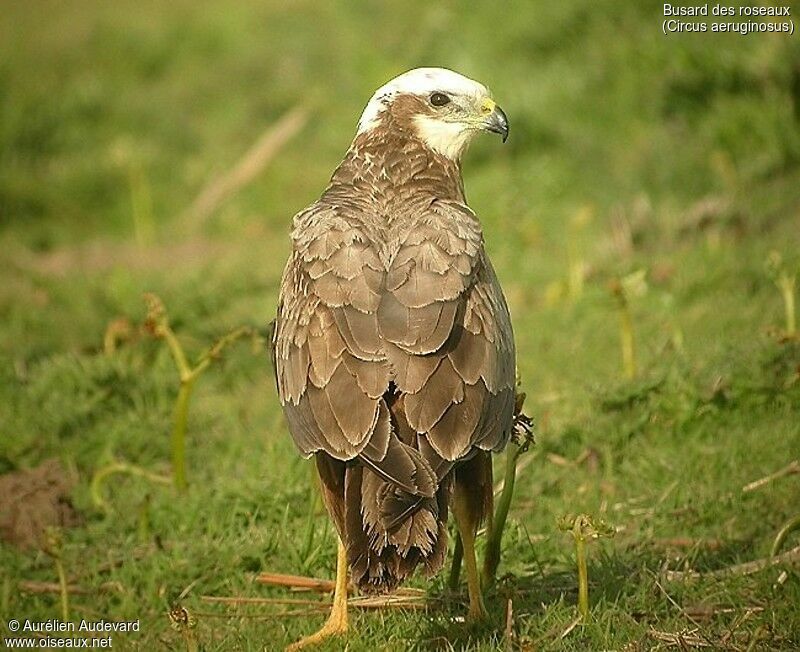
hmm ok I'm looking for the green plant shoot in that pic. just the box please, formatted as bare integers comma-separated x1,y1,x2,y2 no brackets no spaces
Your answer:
43,528,70,624
558,513,615,619
567,205,593,301
765,251,797,337
144,293,256,491
90,461,170,513
168,605,198,652
609,270,648,380
771,513,800,557
482,391,534,588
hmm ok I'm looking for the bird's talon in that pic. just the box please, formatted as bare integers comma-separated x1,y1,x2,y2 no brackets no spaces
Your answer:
286,539,349,650
285,616,348,651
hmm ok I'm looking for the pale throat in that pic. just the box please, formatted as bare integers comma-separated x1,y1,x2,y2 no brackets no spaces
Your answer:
411,116,476,161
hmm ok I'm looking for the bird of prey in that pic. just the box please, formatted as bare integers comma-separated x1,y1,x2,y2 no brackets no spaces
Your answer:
273,67,516,649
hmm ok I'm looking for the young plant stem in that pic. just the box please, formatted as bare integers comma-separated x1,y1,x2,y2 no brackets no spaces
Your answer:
159,322,192,380
779,274,796,335
171,380,194,492
610,273,646,380
559,513,614,621
55,553,69,623
764,253,797,336
90,462,170,512
183,628,199,652
575,527,589,619
44,530,70,623
449,533,463,590
567,238,584,301
566,206,591,301
619,300,636,380
481,392,534,588
482,443,522,588
169,606,198,652
144,294,253,492
771,513,800,557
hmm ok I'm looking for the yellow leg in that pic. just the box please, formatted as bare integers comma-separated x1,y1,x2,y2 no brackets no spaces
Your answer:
452,493,488,622
286,537,349,650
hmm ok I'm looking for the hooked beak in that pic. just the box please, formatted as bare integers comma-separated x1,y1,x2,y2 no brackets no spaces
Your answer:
482,102,509,143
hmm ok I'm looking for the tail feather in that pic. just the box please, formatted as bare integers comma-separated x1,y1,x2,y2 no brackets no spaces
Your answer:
344,463,451,593
360,432,437,499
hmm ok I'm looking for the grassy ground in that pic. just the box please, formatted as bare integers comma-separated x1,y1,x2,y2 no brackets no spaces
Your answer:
2,0,800,649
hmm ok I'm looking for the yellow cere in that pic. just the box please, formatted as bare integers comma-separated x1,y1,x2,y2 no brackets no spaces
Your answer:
480,98,496,114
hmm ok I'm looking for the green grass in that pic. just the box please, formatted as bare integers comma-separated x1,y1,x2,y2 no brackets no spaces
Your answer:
2,0,800,649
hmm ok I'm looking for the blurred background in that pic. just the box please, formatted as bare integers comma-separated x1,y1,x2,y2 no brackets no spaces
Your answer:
2,1,800,649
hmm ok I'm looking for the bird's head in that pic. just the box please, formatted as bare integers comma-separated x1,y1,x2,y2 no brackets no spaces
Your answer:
356,67,509,161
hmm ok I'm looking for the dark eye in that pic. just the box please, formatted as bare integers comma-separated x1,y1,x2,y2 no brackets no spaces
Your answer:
430,92,451,107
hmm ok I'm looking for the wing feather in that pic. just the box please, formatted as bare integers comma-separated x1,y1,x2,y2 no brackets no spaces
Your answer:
275,196,515,487
404,357,464,433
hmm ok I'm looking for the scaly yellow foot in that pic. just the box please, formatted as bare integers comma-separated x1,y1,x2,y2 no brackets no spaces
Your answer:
463,548,489,624
465,581,488,623
452,483,490,624
286,538,349,650
285,606,347,651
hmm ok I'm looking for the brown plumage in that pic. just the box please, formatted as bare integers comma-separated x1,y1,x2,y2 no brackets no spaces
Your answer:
273,68,515,597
